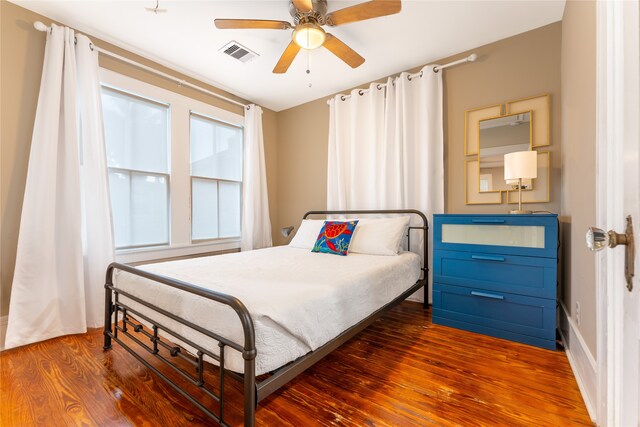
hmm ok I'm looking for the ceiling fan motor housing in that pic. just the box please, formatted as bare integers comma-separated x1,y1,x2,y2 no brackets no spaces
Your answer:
290,0,327,25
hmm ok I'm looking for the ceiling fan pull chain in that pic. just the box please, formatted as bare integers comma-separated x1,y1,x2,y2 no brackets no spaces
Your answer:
306,50,313,87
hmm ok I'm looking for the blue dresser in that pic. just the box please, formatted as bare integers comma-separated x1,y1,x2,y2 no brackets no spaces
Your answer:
432,214,558,350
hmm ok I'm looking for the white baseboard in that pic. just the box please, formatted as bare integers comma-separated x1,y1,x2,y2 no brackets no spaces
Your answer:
559,303,597,423
0,315,7,351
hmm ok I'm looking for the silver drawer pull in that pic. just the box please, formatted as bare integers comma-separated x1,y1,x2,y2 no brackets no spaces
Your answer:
471,291,505,300
471,255,505,262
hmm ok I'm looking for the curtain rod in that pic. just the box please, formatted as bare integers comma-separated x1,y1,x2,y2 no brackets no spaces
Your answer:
327,53,478,104
33,21,250,110
435,53,478,72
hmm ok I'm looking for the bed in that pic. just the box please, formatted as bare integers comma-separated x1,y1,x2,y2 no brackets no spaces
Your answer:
103,210,429,427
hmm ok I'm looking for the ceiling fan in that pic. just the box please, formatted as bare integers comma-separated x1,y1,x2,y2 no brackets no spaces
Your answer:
214,0,401,74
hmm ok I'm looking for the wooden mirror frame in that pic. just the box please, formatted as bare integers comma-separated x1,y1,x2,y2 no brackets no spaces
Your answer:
464,94,551,205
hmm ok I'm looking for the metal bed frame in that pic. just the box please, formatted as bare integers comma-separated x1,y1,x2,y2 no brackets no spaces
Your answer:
103,209,429,427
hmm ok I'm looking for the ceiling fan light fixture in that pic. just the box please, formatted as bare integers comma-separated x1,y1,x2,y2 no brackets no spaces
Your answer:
293,22,326,49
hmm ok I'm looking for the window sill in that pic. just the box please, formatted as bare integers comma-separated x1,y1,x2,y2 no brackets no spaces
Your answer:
115,239,241,264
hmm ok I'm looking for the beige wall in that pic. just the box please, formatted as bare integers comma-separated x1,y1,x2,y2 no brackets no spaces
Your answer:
0,1,278,317
275,23,562,245
275,99,328,246
560,0,597,356
444,24,561,214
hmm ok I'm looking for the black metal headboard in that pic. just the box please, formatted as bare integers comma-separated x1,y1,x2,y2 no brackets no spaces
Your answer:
302,209,429,307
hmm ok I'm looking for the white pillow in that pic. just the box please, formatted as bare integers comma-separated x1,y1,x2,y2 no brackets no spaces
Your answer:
288,219,325,249
349,216,411,256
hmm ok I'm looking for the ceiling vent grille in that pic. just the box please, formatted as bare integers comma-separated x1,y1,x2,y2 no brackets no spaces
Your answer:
220,41,259,63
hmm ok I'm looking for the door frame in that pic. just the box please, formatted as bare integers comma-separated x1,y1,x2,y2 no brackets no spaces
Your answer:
595,0,639,425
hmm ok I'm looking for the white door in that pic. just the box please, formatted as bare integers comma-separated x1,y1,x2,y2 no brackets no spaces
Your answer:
617,1,640,422
594,1,640,425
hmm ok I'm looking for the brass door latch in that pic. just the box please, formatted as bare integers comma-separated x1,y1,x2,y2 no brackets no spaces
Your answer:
586,215,635,291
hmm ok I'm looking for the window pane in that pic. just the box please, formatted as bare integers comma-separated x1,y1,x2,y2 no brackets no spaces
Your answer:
190,114,242,181
131,174,169,246
192,178,218,240
108,171,131,248
102,87,169,173
219,181,241,237
108,170,169,248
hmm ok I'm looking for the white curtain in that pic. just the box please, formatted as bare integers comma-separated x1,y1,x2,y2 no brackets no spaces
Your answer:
5,25,114,349
327,65,444,302
327,81,387,209
241,104,272,251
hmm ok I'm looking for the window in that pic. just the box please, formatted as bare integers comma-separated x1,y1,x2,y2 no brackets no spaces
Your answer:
102,87,170,249
190,114,242,240
99,68,244,261
479,173,493,192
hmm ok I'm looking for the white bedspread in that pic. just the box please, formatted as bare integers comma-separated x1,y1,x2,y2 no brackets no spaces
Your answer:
114,246,421,375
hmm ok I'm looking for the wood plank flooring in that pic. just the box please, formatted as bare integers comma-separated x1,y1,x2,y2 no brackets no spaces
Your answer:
0,302,592,426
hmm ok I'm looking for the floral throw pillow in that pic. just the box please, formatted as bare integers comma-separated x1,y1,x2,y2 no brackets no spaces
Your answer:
311,220,359,256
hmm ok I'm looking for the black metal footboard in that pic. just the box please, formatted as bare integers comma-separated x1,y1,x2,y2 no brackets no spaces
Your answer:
103,209,429,426
103,263,257,427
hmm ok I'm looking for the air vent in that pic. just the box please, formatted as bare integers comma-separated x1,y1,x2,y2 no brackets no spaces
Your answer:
220,41,259,63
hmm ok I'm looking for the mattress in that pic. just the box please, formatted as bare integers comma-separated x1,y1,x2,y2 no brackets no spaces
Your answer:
114,245,421,375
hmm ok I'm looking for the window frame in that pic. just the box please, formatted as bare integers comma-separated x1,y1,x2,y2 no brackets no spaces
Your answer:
102,85,172,250
189,111,244,243
99,68,244,264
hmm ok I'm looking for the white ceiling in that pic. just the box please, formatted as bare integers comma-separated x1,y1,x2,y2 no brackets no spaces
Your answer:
12,0,565,112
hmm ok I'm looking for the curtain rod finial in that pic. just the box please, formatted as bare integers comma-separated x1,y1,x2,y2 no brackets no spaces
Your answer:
34,21,48,32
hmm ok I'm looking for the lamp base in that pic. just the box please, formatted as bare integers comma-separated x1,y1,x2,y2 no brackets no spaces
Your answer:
509,209,533,214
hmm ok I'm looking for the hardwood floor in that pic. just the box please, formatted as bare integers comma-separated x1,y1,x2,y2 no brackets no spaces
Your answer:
0,302,592,426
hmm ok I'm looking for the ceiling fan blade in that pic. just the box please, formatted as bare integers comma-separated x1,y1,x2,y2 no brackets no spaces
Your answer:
214,19,292,30
326,0,401,26
292,0,313,13
323,33,365,68
273,41,301,74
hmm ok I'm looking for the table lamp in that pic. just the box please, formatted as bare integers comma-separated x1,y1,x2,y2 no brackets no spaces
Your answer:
504,151,537,214
281,226,294,239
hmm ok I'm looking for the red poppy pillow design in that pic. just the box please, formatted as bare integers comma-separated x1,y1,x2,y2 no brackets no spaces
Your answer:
311,220,359,256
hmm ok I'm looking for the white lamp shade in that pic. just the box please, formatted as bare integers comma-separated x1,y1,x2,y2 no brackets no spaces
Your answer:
504,151,537,180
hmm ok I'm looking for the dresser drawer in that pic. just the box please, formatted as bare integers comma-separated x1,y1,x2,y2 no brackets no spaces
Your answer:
434,214,558,258
432,283,556,342
433,250,557,299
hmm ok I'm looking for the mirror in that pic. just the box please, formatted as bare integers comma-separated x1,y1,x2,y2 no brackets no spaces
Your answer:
464,94,551,206
478,111,532,192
